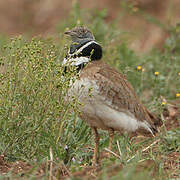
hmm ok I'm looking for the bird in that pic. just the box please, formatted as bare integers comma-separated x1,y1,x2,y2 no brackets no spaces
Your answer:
62,26,160,166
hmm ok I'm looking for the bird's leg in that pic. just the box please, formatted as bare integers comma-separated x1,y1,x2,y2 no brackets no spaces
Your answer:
108,128,114,153
92,127,99,166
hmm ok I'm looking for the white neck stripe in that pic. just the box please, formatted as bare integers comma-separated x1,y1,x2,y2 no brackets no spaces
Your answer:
63,40,99,66
69,40,99,56
63,56,89,66
62,56,89,66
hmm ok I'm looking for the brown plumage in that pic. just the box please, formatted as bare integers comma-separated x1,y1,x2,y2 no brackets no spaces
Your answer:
79,61,158,134
63,26,160,165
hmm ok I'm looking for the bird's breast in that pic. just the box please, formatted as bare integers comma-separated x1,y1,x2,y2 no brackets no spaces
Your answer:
66,77,150,132
67,77,99,100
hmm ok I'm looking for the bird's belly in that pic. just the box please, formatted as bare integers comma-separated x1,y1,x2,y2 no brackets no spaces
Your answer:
67,78,149,132
81,100,141,132
80,104,109,130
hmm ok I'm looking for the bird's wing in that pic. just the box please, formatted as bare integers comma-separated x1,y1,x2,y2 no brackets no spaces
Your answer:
94,63,149,121
81,61,158,127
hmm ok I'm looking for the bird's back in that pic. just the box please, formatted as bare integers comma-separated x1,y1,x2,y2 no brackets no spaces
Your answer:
79,60,159,136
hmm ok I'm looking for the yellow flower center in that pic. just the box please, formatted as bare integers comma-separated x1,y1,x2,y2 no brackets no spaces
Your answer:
137,66,142,70
161,102,166,105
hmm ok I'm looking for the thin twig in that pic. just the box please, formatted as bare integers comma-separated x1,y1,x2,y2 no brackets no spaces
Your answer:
104,148,121,159
49,147,53,180
116,140,122,156
142,139,160,153
127,139,160,163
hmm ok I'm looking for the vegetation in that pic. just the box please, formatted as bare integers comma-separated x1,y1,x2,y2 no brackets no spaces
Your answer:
0,2,179,179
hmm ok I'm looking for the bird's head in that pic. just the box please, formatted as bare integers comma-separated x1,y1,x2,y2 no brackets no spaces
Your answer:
64,26,95,42
62,26,102,72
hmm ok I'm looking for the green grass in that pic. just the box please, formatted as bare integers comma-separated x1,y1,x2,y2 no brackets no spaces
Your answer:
0,2,179,179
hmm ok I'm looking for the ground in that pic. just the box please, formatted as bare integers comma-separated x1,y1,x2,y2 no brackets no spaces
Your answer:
0,101,179,179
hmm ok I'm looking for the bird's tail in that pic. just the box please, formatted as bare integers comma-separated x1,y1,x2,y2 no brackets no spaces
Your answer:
146,110,162,136
147,110,162,127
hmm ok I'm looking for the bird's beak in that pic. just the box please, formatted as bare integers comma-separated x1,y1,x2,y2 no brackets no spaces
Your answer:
64,30,77,37
64,30,71,35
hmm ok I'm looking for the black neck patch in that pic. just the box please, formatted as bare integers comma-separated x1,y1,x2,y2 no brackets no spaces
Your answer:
63,40,102,74
68,40,102,61
81,41,102,60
